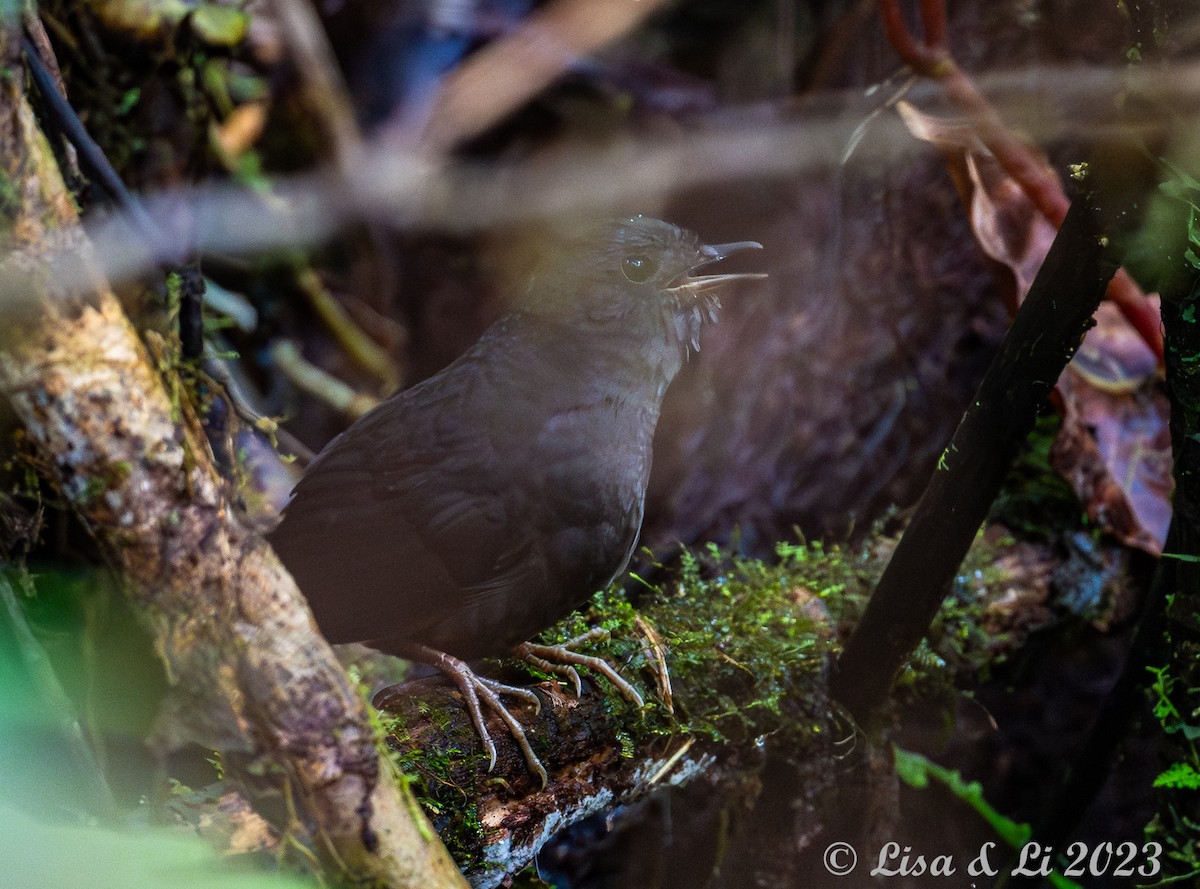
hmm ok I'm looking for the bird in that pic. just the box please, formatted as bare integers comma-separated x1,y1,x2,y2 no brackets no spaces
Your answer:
270,216,763,785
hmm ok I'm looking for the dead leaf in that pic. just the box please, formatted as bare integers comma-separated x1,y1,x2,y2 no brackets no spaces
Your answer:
900,101,1171,553
1052,365,1171,554
897,99,1060,312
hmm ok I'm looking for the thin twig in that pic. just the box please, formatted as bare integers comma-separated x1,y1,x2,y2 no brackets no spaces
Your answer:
634,614,674,714
266,0,364,174
417,0,674,152
20,32,169,261
294,266,400,391
0,60,1195,313
877,0,948,73
918,0,948,52
270,340,381,420
202,348,316,465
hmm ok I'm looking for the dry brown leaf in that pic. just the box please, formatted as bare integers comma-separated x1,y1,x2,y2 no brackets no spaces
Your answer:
216,101,270,159
900,102,1171,553
1053,367,1171,555
897,99,1059,309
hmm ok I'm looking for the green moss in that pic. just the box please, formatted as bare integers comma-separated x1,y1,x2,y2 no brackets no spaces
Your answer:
536,538,881,753
1144,655,1200,880
0,170,20,232
371,537,881,866
76,474,110,506
372,525,1066,868
376,699,492,868
384,729,489,865
74,460,134,508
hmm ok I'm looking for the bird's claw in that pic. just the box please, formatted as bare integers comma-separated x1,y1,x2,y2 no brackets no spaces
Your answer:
411,644,549,788
516,631,644,709
518,648,583,696
389,630,642,789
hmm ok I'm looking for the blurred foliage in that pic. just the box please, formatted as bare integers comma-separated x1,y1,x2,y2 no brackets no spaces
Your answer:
0,568,316,889
0,805,315,889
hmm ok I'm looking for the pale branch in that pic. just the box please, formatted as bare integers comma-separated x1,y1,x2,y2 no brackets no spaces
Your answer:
0,25,466,889
267,0,365,175
416,0,675,152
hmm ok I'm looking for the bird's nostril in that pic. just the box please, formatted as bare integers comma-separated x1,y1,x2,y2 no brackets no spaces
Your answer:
698,240,763,264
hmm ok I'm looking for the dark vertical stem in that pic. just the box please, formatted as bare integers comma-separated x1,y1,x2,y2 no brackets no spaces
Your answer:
177,266,205,362
1160,260,1200,631
1147,218,1200,884
831,149,1152,724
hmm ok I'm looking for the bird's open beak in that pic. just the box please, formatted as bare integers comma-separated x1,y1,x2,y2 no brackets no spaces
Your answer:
700,240,764,262
667,241,767,295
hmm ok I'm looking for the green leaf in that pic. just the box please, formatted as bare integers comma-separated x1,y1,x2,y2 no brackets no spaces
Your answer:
893,746,930,789
115,88,141,116
190,5,249,47
0,582,316,889
1153,762,1200,790
1162,551,1200,563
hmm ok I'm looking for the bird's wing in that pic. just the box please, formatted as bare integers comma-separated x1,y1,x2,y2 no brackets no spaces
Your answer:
269,379,545,651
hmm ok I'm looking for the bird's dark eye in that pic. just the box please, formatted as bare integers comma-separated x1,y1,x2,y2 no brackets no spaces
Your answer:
621,254,658,283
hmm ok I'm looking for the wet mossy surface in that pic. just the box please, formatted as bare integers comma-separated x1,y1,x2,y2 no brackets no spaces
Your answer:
373,529,1053,870
538,541,854,749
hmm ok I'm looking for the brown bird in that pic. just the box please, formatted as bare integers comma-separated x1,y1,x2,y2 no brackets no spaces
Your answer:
270,216,763,783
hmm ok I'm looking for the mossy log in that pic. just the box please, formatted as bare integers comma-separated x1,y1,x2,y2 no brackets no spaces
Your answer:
378,676,790,888
376,619,839,887
369,535,1031,886
363,527,1121,887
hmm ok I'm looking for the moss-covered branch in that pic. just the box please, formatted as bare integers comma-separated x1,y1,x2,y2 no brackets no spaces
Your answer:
371,534,1069,887
371,543,847,886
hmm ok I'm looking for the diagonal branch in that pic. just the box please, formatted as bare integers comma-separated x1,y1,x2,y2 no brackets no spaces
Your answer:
0,25,466,889
832,144,1155,722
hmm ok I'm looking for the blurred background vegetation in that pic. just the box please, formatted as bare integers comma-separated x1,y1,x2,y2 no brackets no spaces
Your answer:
4,0,1200,886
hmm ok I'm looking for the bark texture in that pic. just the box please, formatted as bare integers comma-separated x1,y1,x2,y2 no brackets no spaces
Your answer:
0,26,466,889
378,676,835,888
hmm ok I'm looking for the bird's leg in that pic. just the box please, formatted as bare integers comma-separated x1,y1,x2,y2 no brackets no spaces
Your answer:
404,643,549,787
516,627,645,708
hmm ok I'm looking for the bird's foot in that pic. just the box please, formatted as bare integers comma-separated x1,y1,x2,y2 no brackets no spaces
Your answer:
516,627,644,708
406,643,549,788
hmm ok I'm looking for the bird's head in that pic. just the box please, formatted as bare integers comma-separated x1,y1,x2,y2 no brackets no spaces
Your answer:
519,216,764,352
